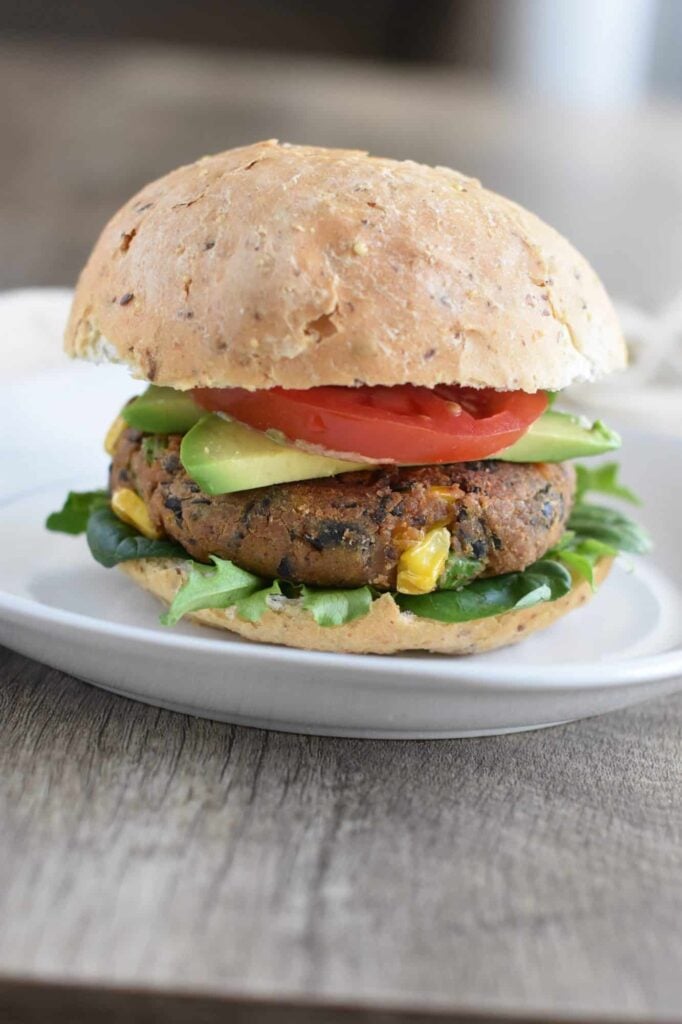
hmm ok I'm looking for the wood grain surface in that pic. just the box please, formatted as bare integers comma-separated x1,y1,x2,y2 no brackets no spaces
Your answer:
2,644,682,1022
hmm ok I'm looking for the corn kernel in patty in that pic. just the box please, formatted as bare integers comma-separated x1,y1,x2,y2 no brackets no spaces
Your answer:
104,415,128,456
397,526,451,595
111,488,162,540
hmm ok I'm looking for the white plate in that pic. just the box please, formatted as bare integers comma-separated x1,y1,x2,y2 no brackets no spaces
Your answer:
1,366,682,738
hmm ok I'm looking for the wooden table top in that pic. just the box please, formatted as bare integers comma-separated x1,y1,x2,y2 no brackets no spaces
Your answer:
3,37,682,1024
3,643,682,1023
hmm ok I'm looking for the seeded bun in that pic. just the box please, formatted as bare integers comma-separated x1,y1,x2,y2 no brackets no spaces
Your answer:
66,140,625,393
119,556,613,656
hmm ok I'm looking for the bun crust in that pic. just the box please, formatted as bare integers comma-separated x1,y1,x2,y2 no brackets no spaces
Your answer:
66,140,625,393
119,556,613,655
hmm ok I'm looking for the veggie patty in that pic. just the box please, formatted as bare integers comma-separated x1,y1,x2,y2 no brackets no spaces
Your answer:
110,429,575,590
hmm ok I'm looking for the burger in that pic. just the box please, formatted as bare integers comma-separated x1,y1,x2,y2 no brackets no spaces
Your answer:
47,140,649,654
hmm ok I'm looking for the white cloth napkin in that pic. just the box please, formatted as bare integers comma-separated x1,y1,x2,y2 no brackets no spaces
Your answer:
2,287,681,436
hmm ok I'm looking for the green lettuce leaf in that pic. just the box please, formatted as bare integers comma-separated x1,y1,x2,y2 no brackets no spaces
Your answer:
396,559,572,623
160,555,263,626
235,580,282,622
46,490,110,535
301,585,373,626
86,506,186,568
574,462,640,505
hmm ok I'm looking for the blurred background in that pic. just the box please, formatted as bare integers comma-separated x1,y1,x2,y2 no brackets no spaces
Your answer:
1,0,682,319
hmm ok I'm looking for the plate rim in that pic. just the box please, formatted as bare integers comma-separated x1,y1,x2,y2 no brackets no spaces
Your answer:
2,580,681,692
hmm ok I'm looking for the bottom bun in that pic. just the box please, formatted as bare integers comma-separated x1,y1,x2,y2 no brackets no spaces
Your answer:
119,556,613,655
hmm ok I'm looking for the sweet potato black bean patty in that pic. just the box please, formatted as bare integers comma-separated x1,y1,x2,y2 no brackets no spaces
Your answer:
111,430,575,590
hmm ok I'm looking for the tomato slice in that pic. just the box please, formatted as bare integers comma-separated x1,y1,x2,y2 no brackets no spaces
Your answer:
192,384,548,463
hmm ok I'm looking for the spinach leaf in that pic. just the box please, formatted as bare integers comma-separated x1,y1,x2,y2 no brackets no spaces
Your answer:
550,537,617,590
87,506,186,568
438,554,483,590
46,490,109,535
568,503,651,554
396,559,572,623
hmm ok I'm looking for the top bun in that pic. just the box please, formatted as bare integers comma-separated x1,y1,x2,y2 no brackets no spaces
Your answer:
65,140,626,392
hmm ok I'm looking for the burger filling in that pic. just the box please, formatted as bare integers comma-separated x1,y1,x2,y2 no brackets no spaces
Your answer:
110,429,575,590
47,383,650,630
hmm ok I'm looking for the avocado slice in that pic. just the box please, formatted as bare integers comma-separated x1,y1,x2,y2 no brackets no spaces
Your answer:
493,411,621,462
123,386,204,434
179,409,620,496
181,415,367,495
